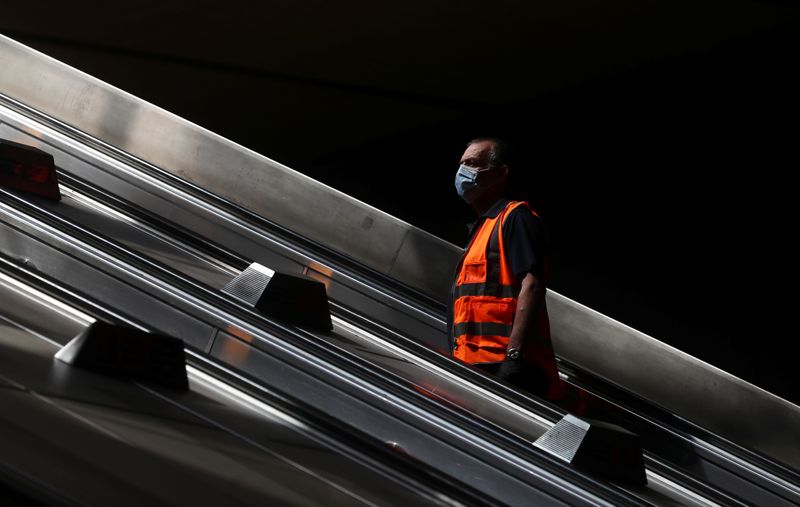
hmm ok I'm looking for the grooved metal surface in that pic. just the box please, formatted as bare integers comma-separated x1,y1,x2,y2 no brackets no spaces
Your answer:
535,417,588,463
222,263,274,306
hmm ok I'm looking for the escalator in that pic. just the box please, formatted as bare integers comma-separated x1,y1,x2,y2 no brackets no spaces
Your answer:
2,121,794,507
0,90,756,507
0,263,495,507
0,140,694,506
1,33,798,506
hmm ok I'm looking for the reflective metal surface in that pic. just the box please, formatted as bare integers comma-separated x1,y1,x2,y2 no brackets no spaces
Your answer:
0,181,768,504
0,203,632,507
0,34,459,301
548,293,800,469
0,297,468,506
6,166,558,442
0,109,449,349
2,90,797,481
0,215,219,351
2,32,797,504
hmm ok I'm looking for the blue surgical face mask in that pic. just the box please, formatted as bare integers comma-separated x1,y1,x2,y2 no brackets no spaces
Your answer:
455,164,481,202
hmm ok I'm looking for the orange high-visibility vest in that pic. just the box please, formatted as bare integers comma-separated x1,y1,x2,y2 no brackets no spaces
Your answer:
452,200,563,398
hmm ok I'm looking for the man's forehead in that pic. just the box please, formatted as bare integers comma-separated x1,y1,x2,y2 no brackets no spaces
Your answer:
461,141,494,162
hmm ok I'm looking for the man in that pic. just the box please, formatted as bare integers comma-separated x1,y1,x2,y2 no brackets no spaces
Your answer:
450,138,564,400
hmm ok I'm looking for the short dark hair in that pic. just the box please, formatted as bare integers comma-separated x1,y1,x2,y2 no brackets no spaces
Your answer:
467,137,514,168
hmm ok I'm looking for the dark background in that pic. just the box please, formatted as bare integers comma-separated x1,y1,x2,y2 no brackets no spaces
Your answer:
3,1,799,402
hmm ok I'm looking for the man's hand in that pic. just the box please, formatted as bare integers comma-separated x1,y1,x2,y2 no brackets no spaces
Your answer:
496,356,526,383
496,357,550,395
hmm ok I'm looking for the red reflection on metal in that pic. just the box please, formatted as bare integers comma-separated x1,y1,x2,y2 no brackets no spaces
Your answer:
0,139,61,201
557,383,621,421
27,165,51,183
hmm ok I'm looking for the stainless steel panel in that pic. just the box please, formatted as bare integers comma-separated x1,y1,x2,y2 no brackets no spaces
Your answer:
0,231,773,505
548,292,800,469
0,106,791,499
0,316,454,506
0,34,459,300
0,269,91,343
0,201,632,506
0,213,218,351
0,114,447,351
0,121,238,287
55,188,237,289
2,169,785,503
0,114,449,349
0,172,709,503
210,332,598,507
0,174,551,445
327,317,553,441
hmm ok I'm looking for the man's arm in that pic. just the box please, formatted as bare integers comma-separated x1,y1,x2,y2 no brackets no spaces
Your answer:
496,270,551,394
507,271,546,352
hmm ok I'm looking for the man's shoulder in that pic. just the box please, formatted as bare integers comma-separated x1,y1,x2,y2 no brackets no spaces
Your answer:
505,202,543,224
502,203,548,248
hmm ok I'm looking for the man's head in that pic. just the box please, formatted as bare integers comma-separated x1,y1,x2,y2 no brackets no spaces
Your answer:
456,137,511,208
462,137,512,170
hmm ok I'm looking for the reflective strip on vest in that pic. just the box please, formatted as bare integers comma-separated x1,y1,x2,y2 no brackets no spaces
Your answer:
453,283,517,299
453,321,514,338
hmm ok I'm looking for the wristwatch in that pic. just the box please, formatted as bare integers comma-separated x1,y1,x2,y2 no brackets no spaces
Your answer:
506,347,520,360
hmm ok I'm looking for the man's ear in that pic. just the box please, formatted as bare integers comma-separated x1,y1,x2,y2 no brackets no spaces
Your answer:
499,165,509,181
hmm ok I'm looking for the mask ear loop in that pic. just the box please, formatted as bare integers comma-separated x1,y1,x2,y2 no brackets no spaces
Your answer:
475,165,509,194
